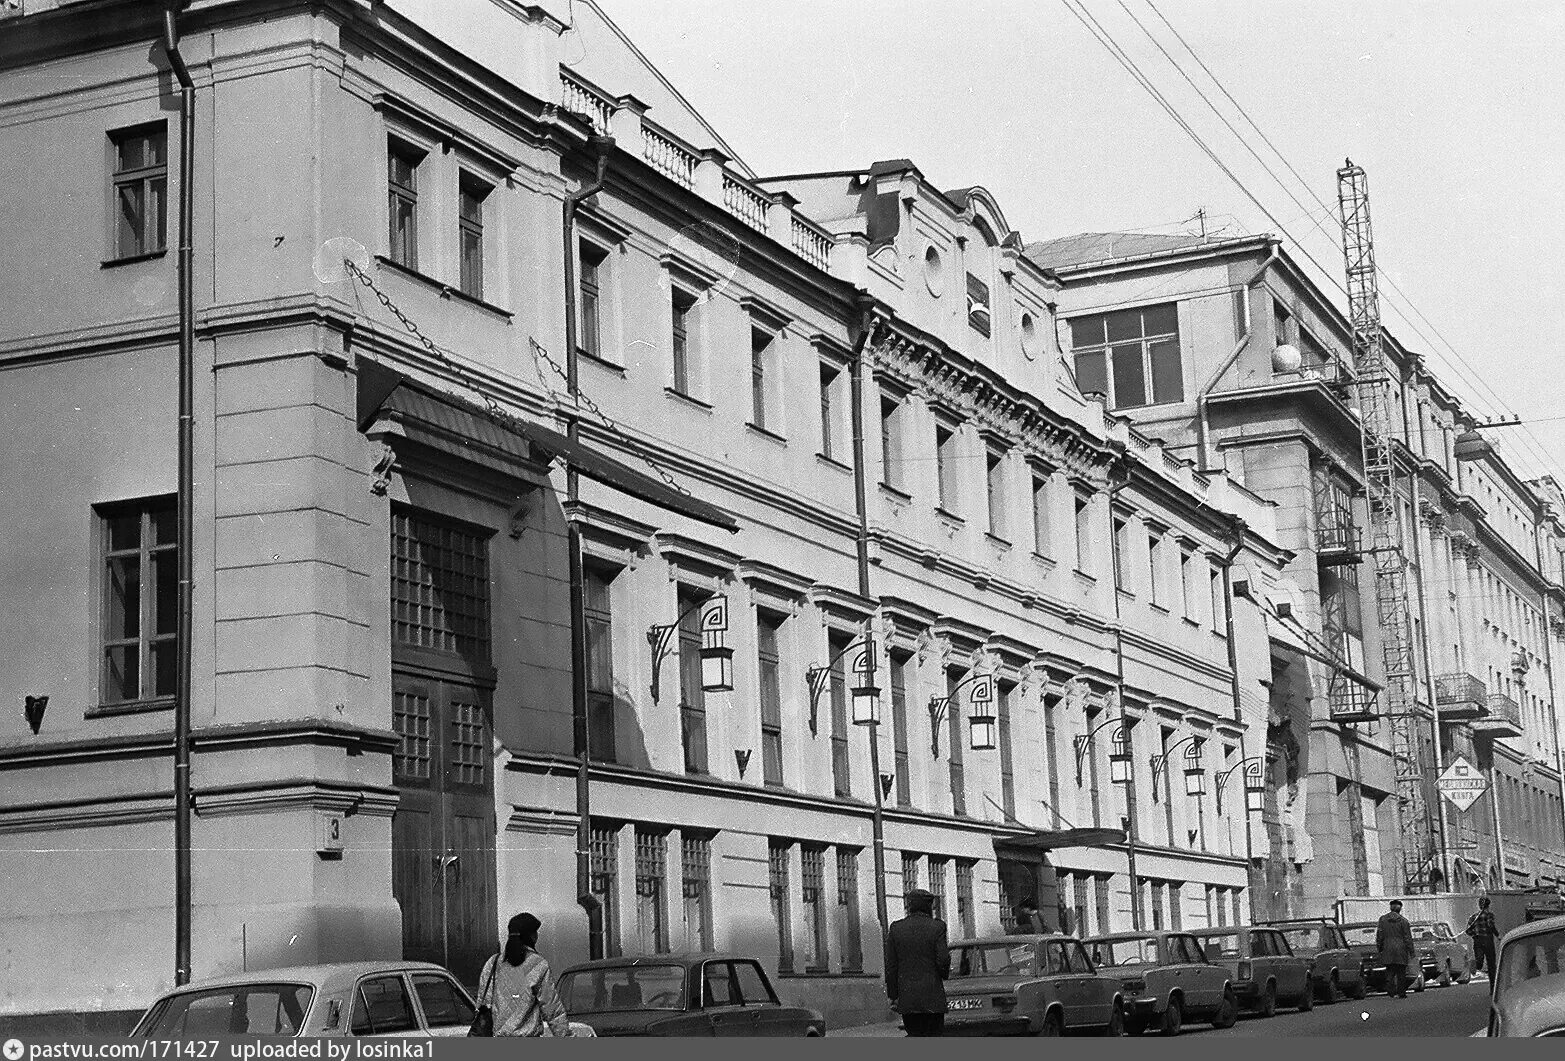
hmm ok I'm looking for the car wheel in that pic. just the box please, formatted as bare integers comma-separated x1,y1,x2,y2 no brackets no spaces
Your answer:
1296,980,1314,1013
1100,1001,1125,1037
1039,1009,1064,1037
1258,981,1277,1019
1321,972,1341,1004
1158,996,1182,1037
1438,961,1452,988
1212,988,1239,1030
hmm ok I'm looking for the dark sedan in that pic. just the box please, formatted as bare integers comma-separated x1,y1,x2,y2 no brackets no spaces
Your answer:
556,953,825,1036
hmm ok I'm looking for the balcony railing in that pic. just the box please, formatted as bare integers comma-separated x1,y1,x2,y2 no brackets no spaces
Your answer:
1328,672,1379,724
641,124,697,189
790,215,833,270
1473,693,1523,737
1434,673,1486,722
1316,514,1362,566
560,70,613,134
722,172,769,232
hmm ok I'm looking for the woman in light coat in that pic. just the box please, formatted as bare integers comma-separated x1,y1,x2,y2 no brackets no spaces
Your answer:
477,913,573,1037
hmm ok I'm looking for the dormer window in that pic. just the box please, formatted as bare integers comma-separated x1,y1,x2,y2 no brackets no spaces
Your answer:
966,273,991,337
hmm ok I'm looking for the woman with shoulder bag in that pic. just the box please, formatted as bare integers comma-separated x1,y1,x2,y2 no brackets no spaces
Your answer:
474,913,573,1037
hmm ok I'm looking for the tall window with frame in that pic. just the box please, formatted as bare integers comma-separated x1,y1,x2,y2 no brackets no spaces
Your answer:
902,852,920,894
1072,873,1091,937
890,651,913,808
1032,469,1051,557
110,124,167,260
584,565,616,763
750,327,775,431
946,670,966,817
590,823,621,957
99,497,177,706
1075,492,1093,573
1210,564,1225,630
1044,693,1062,828
1150,881,1166,930
387,140,421,269
880,389,906,491
801,845,829,972
457,174,489,299
680,833,714,951
634,829,670,954
1094,874,1112,935
927,856,949,923
677,589,709,775
955,860,977,938
997,682,1016,818
935,418,961,514
836,848,863,972
769,840,794,973
986,444,1008,539
1147,531,1164,606
1085,708,1103,828
1112,516,1131,592
670,287,696,396
828,630,852,798
1161,728,1177,846
578,240,608,360
757,610,785,788
1069,303,1182,409
1180,548,1198,623
819,361,842,461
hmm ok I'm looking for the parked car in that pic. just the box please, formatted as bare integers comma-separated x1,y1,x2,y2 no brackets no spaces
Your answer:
1481,913,1565,1037
556,954,824,1036
1265,918,1368,1002
1411,919,1472,986
131,961,490,1037
1191,927,1312,1017
1085,930,1239,1035
941,934,1126,1036
1339,921,1426,994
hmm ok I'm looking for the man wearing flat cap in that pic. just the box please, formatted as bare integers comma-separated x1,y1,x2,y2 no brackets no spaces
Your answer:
884,887,950,1036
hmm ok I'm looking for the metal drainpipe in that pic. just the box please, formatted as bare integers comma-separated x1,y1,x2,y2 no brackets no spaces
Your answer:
1220,521,1258,916
1532,525,1565,856
162,1,195,989
847,296,890,939
562,134,615,959
1195,244,1281,472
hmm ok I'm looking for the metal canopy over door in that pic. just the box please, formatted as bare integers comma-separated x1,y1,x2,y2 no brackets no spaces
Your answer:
390,509,498,988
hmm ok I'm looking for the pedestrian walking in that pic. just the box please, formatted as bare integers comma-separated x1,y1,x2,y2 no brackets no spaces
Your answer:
1465,896,1499,979
1376,899,1415,999
475,913,574,1037
884,888,950,1036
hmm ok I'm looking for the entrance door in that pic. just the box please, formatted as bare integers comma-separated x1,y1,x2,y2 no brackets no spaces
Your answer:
393,671,497,987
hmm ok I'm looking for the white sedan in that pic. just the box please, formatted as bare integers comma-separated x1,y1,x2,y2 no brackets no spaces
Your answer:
1477,914,1565,1038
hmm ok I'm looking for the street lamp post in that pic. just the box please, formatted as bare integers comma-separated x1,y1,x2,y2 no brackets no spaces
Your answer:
1072,710,1139,928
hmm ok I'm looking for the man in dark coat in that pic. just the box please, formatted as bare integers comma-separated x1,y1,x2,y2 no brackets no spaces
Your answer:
1376,899,1415,998
885,888,950,1036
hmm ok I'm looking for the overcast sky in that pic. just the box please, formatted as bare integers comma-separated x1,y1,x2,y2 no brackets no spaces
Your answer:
592,0,1565,481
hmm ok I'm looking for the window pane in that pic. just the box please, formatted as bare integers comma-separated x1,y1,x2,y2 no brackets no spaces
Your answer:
412,975,473,1028
118,183,146,258
148,177,166,252
107,556,141,639
153,550,177,636
1141,302,1178,337
357,976,416,1034
460,228,483,298
732,962,777,1006
151,507,177,546
105,645,139,703
1111,343,1147,407
1149,339,1184,403
1074,350,1107,396
1069,316,1105,349
1104,308,1142,342
152,637,177,698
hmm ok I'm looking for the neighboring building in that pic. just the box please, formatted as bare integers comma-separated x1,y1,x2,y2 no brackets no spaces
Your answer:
0,0,1285,1033
1033,231,1565,918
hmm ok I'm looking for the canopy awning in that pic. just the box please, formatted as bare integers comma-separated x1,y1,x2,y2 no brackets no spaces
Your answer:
356,360,739,533
1266,613,1382,692
995,827,1127,853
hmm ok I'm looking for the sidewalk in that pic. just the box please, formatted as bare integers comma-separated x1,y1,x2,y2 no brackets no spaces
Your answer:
832,1020,905,1037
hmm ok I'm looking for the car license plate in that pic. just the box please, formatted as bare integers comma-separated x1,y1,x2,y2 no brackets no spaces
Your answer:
949,997,986,1011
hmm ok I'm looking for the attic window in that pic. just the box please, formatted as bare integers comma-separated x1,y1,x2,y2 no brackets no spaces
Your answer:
966,273,991,337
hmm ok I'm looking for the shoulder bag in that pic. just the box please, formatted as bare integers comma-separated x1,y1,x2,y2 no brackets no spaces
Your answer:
468,953,501,1037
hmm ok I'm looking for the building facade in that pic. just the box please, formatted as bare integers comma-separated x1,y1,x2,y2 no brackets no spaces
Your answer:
1034,232,1565,919
1,0,1285,1031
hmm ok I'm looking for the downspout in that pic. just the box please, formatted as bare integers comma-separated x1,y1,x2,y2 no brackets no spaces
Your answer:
1532,524,1565,853
1196,244,1281,472
563,133,615,959
848,295,890,939
162,1,195,989
1220,519,1258,917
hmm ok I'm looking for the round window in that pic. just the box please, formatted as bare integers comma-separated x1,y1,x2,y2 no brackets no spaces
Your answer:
1019,311,1040,359
924,245,945,296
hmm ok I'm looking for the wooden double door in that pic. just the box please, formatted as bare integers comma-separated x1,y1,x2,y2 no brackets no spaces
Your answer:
391,668,498,988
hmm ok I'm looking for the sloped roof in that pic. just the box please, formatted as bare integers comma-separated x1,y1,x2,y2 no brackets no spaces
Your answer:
1025,231,1218,271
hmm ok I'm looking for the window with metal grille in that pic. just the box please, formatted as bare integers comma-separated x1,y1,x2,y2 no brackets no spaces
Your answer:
677,590,709,775
590,823,620,957
758,611,785,787
458,174,489,299
98,497,177,705
836,849,863,972
828,631,852,797
392,690,432,782
390,512,490,659
680,833,713,951
769,840,794,973
448,697,485,787
998,682,1016,818
946,671,966,816
111,124,167,259
1072,873,1091,937
579,240,608,360
955,860,976,938
585,565,616,763
801,846,829,971
928,856,948,923
902,852,919,894
635,829,670,954
387,140,420,269
1069,303,1182,409
890,652,912,808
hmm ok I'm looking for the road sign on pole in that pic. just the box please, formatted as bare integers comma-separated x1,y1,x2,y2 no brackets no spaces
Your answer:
1436,756,1487,813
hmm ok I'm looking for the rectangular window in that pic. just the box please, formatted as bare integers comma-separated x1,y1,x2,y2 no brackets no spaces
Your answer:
635,829,670,954
1232,890,1243,928
902,852,919,893
1147,532,1163,606
99,497,178,705
1151,881,1166,930
1075,492,1092,572
1086,709,1103,828
111,124,167,259
751,327,774,430
1032,471,1051,556
680,833,714,951
998,682,1016,818
758,611,785,788
579,241,608,360
769,840,794,972
955,860,977,938
390,511,491,660
946,670,966,816
836,849,863,972
387,140,421,269
1044,694,1062,828
801,846,829,971
928,856,949,923
1094,874,1112,935
1180,549,1197,622
819,361,841,460
880,390,905,490
1069,303,1182,409
1168,884,1182,930
677,590,709,775
585,565,616,763
1072,874,1091,937
890,651,913,808
829,631,852,797
1112,516,1131,592
967,272,992,336
1161,728,1176,845
671,288,696,395
986,445,1008,538
590,822,621,957
935,419,960,513
457,175,488,299
1210,564,1224,628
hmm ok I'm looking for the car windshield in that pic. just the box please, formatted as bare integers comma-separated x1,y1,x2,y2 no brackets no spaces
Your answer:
952,943,1036,978
1497,928,1565,994
1282,928,1322,953
135,984,314,1037
1414,924,1441,942
1193,935,1240,961
1090,939,1159,967
557,965,686,1013
1341,926,1379,947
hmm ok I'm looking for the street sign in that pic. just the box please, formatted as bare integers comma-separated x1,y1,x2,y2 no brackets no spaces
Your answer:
1436,756,1488,813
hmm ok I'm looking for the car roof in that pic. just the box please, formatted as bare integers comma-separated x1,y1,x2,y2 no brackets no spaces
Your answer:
1083,931,1185,942
151,961,456,996
1190,927,1247,937
1339,922,1380,930
950,934,1077,947
1500,912,1565,948
1263,918,1333,927
559,953,755,973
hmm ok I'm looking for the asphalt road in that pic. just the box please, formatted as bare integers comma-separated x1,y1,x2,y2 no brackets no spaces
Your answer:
1188,980,1492,1038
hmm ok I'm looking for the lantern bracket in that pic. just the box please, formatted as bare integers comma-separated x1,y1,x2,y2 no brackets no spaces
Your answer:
1149,735,1206,803
927,670,995,758
1072,712,1132,786
647,594,729,703
1214,756,1268,816
805,634,876,737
